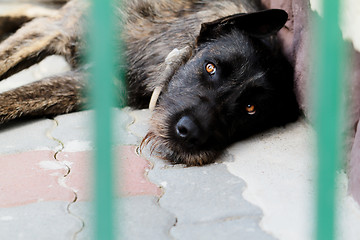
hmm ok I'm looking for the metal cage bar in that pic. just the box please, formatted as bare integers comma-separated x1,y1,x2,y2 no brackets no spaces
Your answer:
314,0,345,240
88,0,118,239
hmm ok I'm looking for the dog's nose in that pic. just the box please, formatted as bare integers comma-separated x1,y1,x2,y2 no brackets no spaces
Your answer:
175,116,203,146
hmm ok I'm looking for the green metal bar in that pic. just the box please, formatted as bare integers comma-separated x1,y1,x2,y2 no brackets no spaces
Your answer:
314,1,345,240
88,0,117,239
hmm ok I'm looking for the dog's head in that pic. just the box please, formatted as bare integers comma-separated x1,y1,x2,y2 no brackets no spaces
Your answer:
144,9,299,166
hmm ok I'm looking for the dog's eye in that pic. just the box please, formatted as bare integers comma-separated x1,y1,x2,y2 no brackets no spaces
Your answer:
205,63,216,75
245,104,256,115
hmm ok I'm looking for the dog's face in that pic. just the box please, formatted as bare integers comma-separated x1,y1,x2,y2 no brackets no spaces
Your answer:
145,10,299,165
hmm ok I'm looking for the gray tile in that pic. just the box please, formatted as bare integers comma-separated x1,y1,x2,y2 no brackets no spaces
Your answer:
172,218,275,240
52,109,138,152
52,110,93,144
71,196,176,240
127,109,151,140
149,162,263,224
141,148,275,239
0,201,81,240
114,108,140,146
0,118,58,154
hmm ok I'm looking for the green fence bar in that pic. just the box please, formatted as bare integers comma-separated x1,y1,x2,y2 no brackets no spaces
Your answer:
314,0,345,240
88,0,117,239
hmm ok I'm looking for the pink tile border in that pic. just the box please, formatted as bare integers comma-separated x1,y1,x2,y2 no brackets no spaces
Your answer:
0,146,161,208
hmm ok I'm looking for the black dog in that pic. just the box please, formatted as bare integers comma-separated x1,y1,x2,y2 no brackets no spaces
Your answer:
0,0,299,165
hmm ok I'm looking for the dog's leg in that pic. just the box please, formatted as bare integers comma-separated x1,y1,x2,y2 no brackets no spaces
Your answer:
0,71,87,124
0,0,87,80
0,4,61,40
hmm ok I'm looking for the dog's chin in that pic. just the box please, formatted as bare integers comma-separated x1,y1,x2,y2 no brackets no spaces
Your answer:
141,131,221,166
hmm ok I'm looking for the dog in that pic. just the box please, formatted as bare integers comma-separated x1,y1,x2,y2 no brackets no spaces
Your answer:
0,0,299,166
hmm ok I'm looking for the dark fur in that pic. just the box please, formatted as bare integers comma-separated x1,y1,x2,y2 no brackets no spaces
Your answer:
0,0,299,165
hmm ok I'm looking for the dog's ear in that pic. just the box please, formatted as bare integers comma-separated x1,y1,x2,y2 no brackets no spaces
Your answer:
196,9,288,45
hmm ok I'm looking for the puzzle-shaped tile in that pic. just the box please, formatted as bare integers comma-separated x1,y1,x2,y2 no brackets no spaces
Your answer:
0,150,74,208
225,120,315,240
52,111,94,152
171,218,275,240
149,162,263,224
55,146,162,201
52,109,138,152
0,119,58,154
0,201,81,240
71,196,176,240
118,146,162,197
140,147,275,239
127,109,151,140
57,146,166,239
